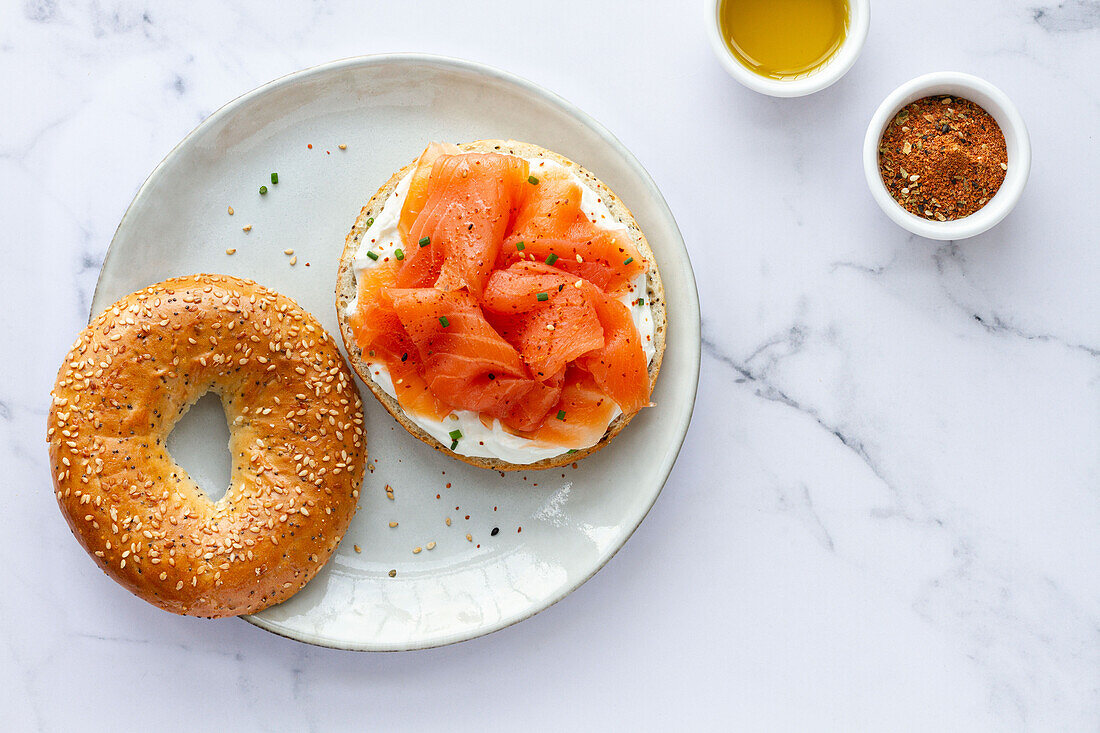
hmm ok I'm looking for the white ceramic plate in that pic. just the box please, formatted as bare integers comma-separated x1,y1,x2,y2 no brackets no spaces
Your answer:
92,54,700,650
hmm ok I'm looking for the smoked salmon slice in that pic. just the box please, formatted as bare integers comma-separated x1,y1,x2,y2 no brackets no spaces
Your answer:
482,261,604,380
348,262,451,421
398,153,529,296
397,142,461,244
499,166,646,293
386,287,562,432
579,286,650,416
526,367,620,447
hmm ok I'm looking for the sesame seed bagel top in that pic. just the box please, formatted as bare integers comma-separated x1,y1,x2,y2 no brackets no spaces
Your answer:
47,274,366,618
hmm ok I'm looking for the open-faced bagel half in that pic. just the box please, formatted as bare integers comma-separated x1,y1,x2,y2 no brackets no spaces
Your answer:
335,140,665,471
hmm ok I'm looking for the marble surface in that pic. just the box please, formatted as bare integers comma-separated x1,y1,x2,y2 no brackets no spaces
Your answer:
2,0,1097,730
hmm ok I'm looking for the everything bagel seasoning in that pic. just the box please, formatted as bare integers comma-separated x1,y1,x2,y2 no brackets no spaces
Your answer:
878,95,1007,221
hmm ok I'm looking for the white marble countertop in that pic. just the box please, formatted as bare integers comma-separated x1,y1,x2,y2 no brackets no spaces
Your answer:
3,1,1098,730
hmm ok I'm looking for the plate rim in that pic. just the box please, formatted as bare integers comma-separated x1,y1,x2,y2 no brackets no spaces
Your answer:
94,52,701,652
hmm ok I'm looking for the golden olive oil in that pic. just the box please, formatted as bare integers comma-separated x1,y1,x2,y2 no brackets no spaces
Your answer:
719,0,849,79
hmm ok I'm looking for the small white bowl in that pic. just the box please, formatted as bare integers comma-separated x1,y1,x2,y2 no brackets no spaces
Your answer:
863,72,1031,240
706,0,870,97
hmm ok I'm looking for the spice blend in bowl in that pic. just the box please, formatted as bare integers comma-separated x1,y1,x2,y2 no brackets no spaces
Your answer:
878,95,1007,222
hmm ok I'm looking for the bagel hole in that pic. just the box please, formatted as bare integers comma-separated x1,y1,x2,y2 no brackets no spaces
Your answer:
166,392,232,502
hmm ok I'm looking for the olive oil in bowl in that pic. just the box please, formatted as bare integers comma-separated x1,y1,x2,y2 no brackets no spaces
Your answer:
718,0,849,79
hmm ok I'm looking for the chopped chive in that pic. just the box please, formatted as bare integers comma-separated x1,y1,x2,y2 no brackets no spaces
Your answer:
394,248,404,260
365,217,375,227
636,297,645,306
419,236,431,248
368,350,375,357
545,253,559,265
401,352,408,362
450,440,458,450
449,429,462,441
366,251,379,261
439,316,450,328
556,410,566,421
536,292,549,302
558,284,565,292
259,185,268,195
270,172,279,184
528,175,539,185
567,449,579,454
515,241,525,251
623,256,634,265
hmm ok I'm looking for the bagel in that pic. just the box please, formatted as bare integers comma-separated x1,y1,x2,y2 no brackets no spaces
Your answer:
47,274,366,618
335,140,666,471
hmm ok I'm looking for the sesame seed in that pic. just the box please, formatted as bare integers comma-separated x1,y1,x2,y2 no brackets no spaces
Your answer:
225,248,236,255
228,206,234,215
284,249,294,255
413,546,422,554
242,225,252,232
354,544,361,553
426,542,436,550
388,521,398,528
388,569,396,577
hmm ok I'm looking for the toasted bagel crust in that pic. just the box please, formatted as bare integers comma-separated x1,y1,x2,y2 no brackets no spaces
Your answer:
336,140,665,471
48,274,366,617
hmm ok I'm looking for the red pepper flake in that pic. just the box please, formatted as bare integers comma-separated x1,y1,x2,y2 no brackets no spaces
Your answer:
436,493,441,499
446,483,451,489
307,144,312,149
517,527,522,533
465,515,470,520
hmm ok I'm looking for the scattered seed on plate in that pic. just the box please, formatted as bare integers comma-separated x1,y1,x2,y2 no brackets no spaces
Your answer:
353,544,361,553
445,517,451,526
491,527,499,536
225,248,236,255
388,569,396,577
412,546,422,554
338,143,347,150
242,225,252,232
388,521,398,528
466,534,473,542
426,542,436,550
289,256,297,266
284,248,294,255
227,206,234,215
